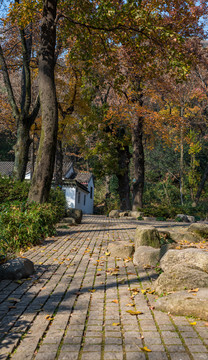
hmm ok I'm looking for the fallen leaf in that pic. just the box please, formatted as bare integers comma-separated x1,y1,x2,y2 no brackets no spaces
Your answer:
140,346,152,352
126,310,143,315
126,303,134,307
143,265,151,269
105,252,111,256
8,298,20,303
45,315,53,321
190,322,197,325
111,299,118,304
141,289,146,294
112,322,120,326
188,288,199,293
88,289,96,293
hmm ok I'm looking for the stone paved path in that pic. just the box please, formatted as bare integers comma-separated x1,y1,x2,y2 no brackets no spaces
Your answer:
0,215,208,360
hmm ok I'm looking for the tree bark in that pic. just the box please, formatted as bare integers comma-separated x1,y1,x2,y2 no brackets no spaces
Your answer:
54,139,63,187
28,0,58,203
117,146,131,210
194,161,208,205
13,119,31,181
132,115,144,210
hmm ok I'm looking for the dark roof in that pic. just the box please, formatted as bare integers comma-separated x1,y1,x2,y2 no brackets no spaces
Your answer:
69,171,92,185
62,179,89,193
0,161,14,176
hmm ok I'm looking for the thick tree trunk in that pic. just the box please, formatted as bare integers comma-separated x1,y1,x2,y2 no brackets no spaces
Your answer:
54,139,63,187
28,0,58,203
132,115,144,210
194,161,208,205
13,118,31,181
117,146,131,210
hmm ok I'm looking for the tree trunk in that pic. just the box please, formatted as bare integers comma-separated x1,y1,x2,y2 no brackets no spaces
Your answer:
54,139,63,187
132,115,144,210
117,146,131,210
194,161,208,205
13,118,31,181
28,0,58,203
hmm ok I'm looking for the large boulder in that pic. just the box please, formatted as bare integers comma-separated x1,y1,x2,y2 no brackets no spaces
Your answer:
188,223,208,238
0,258,34,280
134,226,161,249
109,210,120,218
176,214,190,222
155,288,208,321
169,231,201,243
108,241,134,259
154,264,208,294
119,211,130,217
160,248,208,273
133,246,160,267
61,217,76,225
65,208,82,224
130,211,144,218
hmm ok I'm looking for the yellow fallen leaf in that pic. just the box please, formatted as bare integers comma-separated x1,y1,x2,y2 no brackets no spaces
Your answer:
112,322,120,326
141,289,146,294
45,315,53,320
105,252,111,256
8,298,20,303
88,289,96,293
143,265,151,269
126,303,134,307
140,346,152,352
190,322,197,325
188,288,199,293
112,299,118,303
126,310,143,315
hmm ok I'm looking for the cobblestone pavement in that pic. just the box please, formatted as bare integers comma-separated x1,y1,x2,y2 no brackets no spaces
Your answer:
0,215,208,360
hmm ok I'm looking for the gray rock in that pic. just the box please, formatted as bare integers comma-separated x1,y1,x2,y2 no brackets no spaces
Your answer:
160,248,208,273
187,215,195,223
0,257,34,280
188,223,208,238
133,246,160,267
143,217,156,221
176,214,190,222
65,208,82,224
61,217,76,225
169,231,201,243
119,211,129,217
130,211,144,218
155,288,208,321
108,241,134,259
134,226,161,249
154,264,208,294
109,210,120,218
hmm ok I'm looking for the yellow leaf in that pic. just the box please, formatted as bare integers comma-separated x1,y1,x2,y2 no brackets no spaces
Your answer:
112,322,120,326
188,288,199,293
141,289,146,294
126,310,143,315
140,346,152,352
88,289,96,293
143,265,151,269
112,299,118,303
8,297,20,303
105,252,111,256
45,315,53,321
126,303,134,307
190,322,197,325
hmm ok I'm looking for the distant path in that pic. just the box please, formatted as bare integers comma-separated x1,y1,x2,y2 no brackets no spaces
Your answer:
0,215,207,360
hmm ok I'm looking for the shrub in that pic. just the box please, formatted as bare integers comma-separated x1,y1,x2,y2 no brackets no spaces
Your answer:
0,202,61,255
0,176,30,203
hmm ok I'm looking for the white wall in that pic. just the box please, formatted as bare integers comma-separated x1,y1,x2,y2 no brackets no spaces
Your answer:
62,186,76,208
85,177,94,214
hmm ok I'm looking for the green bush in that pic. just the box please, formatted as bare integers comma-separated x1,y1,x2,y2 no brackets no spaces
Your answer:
0,176,30,203
0,179,67,256
0,202,62,255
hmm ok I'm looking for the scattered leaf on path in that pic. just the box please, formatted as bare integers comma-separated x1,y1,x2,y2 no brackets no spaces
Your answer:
126,310,143,315
112,299,118,304
112,322,120,326
140,346,152,352
190,322,197,325
188,288,199,293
